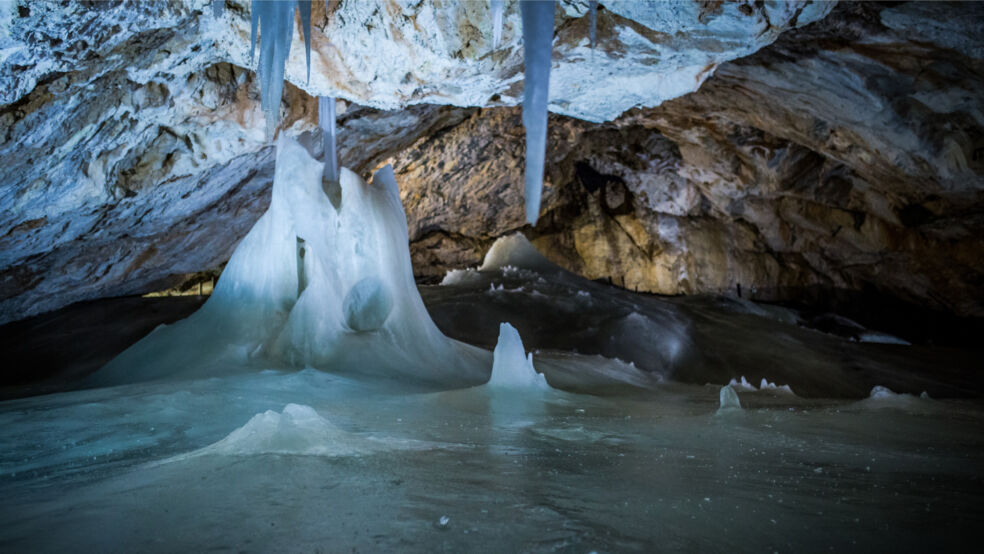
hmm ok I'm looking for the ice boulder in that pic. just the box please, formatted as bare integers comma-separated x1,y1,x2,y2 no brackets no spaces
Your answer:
343,276,394,332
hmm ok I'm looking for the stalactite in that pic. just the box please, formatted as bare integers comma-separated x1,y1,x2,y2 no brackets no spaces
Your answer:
491,0,504,49
319,96,339,182
250,1,314,140
589,0,597,49
520,0,555,226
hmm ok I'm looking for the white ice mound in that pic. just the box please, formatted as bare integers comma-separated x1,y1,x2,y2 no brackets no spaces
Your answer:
858,331,911,345
487,322,550,390
480,233,557,273
727,376,757,392
718,385,742,412
727,376,795,395
92,137,489,386
192,404,364,457
869,385,929,401
860,385,935,410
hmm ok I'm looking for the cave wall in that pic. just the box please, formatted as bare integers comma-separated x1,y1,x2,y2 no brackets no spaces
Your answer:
390,2,984,321
0,1,982,324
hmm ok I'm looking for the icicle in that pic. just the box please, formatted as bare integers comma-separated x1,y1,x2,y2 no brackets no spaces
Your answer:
250,1,315,140
589,0,597,49
212,0,224,18
319,96,339,182
491,0,504,50
520,0,554,226
297,0,313,83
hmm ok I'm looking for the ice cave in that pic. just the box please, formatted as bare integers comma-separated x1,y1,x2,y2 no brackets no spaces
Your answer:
1,0,983,551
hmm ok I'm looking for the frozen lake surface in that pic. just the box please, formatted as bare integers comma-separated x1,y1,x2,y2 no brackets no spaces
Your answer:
2,365,983,552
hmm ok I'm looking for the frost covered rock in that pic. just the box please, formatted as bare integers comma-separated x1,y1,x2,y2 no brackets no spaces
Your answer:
487,322,549,390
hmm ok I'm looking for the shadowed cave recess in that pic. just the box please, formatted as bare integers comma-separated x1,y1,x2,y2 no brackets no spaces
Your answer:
1,1,983,552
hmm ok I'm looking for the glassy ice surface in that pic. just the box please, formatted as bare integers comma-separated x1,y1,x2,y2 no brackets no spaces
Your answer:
520,0,554,225
2,367,983,551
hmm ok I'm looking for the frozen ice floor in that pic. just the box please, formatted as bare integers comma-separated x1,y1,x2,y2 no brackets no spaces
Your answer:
2,229,983,552
1,367,983,552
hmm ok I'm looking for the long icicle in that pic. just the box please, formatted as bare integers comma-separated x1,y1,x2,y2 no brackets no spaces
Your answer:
491,0,504,50
589,0,597,49
297,0,313,83
520,0,554,226
251,1,315,139
319,96,339,182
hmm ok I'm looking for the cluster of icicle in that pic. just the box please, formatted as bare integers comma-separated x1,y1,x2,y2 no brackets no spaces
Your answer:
236,0,600,226
249,0,313,140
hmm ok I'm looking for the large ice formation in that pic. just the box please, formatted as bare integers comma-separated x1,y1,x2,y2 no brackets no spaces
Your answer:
91,137,489,387
520,0,555,225
487,322,550,390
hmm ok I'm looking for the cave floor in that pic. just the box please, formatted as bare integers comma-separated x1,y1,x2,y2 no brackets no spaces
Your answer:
0,368,982,552
1,273,983,552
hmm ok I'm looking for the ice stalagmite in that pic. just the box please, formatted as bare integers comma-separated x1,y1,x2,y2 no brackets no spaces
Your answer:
520,0,555,225
250,1,314,139
319,96,339,182
91,137,490,387
491,0,505,49
718,385,742,413
487,322,549,389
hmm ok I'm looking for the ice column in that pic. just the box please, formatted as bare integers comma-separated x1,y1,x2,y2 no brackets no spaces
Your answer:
251,1,314,139
520,0,554,225
491,0,505,49
319,96,339,182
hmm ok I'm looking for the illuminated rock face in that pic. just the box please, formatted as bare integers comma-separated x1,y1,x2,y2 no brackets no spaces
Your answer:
1,1,983,325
